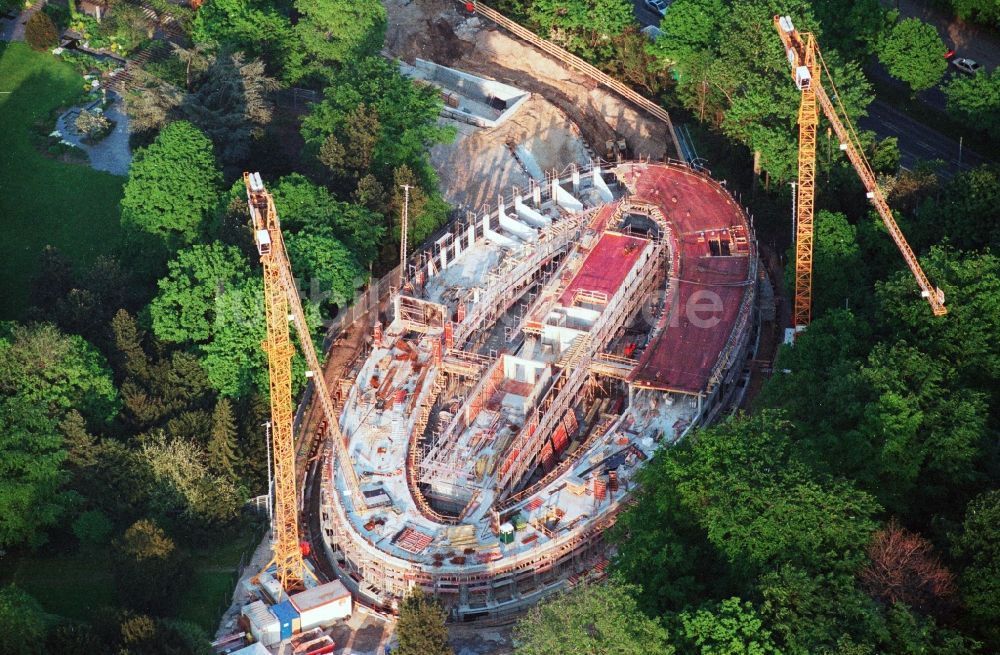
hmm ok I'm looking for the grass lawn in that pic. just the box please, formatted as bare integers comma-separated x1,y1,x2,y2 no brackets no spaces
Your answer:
0,528,262,631
0,41,124,320
0,550,116,622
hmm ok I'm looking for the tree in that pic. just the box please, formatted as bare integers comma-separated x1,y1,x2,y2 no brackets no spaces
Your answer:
72,509,114,549
876,18,947,92
191,0,299,78
182,51,281,164
0,397,67,548
271,173,385,266
198,277,267,398
910,166,1000,252
25,11,58,51
318,103,381,185
60,410,99,469
207,397,240,479
860,521,956,617
951,0,1000,28
300,56,452,195
293,0,386,77
514,581,674,655
121,121,223,249
149,242,252,345
624,412,880,583
389,165,451,254
952,490,1000,649
395,588,451,655
285,231,366,310
111,309,150,383
134,432,243,534
113,519,191,615
809,211,869,317
0,322,119,424
676,597,781,655
857,342,987,518
0,585,47,655
758,565,885,655
526,0,634,60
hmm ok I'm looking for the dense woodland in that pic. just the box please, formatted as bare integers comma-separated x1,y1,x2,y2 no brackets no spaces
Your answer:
1,0,999,652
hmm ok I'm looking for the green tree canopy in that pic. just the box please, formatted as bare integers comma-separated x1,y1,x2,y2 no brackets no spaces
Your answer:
148,242,252,345
191,0,299,78
620,412,880,586
944,70,1000,140
293,0,386,78
0,322,119,424
121,121,223,249
285,231,366,309
526,0,634,60
676,597,781,655
300,56,453,194
876,18,947,92
0,585,47,654
952,490,1000,650
271,173,385,266
0,397,68,548
514,581,674,655
394,588,451,655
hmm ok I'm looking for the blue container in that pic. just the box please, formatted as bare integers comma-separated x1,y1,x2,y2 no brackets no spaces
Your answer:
272,600,300,640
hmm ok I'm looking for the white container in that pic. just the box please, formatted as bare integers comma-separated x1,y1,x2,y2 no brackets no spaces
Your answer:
290,580,352,630
230,643,270,655
242,600,280,647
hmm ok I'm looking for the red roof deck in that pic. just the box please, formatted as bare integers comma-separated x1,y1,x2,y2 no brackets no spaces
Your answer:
560,232,650,307
624,164,753,394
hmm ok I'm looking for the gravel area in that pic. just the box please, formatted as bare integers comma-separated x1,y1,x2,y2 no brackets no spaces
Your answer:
55,94,132,176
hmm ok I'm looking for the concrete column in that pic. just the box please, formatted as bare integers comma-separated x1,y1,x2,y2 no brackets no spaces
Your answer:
571,164,580,193
532,180,542,206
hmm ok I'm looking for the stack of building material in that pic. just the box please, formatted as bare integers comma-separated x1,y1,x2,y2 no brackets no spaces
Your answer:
394,526,435,554
446,524,478,550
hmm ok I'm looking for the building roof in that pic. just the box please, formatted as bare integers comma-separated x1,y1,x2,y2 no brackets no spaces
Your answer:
290,580,351,612
272,599,300,623
559,232,650,307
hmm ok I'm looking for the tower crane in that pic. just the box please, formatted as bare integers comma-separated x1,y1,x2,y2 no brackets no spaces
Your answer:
773,15,947,329
244,172,365,594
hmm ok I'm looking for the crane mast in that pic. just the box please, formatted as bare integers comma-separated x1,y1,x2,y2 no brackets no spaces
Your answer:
245,172,366,594
774,15,947,323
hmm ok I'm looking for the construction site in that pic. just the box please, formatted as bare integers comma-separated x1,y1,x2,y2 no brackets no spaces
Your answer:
225,4,948,651
315,158,759,622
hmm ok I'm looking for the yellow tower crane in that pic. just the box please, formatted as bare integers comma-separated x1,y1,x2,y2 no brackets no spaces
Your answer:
773,15,947,329
244,172,366,594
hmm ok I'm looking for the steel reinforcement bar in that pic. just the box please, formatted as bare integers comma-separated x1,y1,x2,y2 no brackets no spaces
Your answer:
467,2,684,161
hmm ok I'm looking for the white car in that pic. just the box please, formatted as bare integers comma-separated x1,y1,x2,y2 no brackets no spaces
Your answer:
951,57,983,75
644,0,668,17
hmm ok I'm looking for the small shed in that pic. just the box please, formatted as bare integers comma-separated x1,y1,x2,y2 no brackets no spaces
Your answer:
241,600,279,647
290,580,352,630
272,599,301,640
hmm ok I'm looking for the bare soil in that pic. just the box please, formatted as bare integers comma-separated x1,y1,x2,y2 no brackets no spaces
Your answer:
383,0,671,204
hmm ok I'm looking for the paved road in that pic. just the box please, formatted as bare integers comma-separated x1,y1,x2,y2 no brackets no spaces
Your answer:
884,0,999,73
0,0,46,42
858,99,986,177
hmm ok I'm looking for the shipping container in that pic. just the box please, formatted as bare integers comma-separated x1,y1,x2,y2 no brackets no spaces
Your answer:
272,599,301,640
290,580,352,630
241,600,280,647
